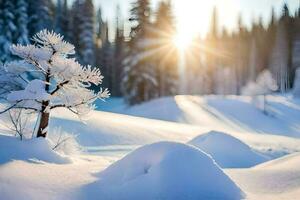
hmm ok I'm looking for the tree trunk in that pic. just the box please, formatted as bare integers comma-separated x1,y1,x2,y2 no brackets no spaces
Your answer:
37,67,51,138
36,101,50,138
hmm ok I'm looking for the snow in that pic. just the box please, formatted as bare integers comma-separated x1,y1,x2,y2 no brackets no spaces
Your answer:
189,131,269,168
80,142,244,200
0,134,69,164
2,95,300,199
7,79,50,102
226,152,300,200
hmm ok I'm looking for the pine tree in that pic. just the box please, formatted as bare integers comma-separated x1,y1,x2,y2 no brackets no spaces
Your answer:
100,23,113,91
206,6,219,94
14,0,29,45
94,8,114,92
122,0,158,105
55,0,70,40
54,0,63,33
0,0,16,62
153,0,178,96
269,4,292,92
112,5,125,96
71,0,95,65
248,37,258,82
28,0,54,37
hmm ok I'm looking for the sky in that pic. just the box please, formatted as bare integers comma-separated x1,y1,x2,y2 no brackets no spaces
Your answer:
91,0,300,40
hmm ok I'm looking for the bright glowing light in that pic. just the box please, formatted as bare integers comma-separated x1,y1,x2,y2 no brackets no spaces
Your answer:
172,31,193,50
172,0,238,38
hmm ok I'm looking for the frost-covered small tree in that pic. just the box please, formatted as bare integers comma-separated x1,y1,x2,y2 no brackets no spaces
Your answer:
2,30,109,138
242,70,278,114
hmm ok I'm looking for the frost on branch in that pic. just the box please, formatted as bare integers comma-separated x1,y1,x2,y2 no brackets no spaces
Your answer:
1,29,109,138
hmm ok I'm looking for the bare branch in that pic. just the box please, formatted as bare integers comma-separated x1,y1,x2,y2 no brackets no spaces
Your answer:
0,102,20,114
50,80,69,95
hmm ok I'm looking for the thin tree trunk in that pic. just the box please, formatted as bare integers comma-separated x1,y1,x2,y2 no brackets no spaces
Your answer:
36,101,50,138
37,68,51,138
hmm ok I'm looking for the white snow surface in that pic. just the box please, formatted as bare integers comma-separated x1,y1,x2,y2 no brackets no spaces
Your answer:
227,152,300,200
189,131,269,168
80,142,244,200
2,95,300,199
0,134,69,164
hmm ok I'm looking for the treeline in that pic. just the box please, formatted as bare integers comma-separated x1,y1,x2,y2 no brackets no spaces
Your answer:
191,4,300,96
1,0,300,105
0,0,125,96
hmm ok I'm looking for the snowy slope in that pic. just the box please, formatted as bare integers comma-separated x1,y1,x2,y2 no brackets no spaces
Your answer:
1,95,300,200
109,95,300,138
49,108,300,159
50,109,207,147
227,152,300,200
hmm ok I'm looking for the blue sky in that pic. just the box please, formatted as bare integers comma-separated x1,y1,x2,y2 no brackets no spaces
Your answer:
91,0,300,40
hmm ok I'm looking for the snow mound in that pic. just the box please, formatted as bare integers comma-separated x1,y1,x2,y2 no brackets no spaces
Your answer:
189,131,268,168
82,142,244,200
0,135,70,164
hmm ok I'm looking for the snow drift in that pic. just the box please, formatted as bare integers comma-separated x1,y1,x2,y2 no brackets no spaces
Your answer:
0,135,70,164
189,131,268,168
81,142,244,200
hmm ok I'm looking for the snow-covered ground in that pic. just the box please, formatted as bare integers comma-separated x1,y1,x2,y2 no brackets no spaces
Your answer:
1,95,300,199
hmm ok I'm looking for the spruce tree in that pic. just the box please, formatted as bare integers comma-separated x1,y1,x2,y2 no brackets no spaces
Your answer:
0,0,16,62
269,4,292,92
28,0,54,37
54,0,70,40
206,6,219,94
112,6,125,97
14,0,29,45
122,0,158,105
71,0,95,65
153,1,178,96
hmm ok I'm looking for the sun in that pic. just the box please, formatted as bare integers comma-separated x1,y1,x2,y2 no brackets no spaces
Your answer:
172,31,193,51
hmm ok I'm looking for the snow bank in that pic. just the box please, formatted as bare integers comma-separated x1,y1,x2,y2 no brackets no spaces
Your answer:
189,131,268,168
81,142,244,200
0,135,70,164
